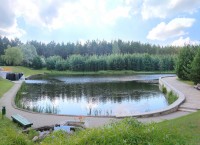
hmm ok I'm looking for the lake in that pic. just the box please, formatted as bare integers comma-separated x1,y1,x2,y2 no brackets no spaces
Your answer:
17,74,174,116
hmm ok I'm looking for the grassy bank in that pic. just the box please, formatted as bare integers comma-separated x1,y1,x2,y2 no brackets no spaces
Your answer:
0,112,199,145
158,111,200,145
0,77,13,98
41,111,200,145
1,66,175,77
0,114,33,145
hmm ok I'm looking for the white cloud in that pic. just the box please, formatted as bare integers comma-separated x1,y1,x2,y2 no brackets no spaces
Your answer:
0,0,132,38
12,0,131,30
0,22,26,39
147,18,195,41
172,37,200,46
142,0,200,20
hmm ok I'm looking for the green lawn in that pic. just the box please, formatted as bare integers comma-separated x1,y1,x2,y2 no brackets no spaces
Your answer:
158,111,200,145
1,66,50,77
0,114,33,145
2,66,175,77
0,77,13,98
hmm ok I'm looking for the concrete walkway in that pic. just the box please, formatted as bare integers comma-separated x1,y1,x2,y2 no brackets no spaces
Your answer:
0,76,199,128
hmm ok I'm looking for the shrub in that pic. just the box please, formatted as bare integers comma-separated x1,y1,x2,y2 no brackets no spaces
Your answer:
41,118,185,145
162,85,167,94
32,56,43,69
167,91,178,104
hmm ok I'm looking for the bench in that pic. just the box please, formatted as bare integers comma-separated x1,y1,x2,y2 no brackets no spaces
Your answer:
11,114,33,129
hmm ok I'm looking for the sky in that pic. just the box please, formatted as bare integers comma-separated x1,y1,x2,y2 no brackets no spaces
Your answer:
0,0,200,46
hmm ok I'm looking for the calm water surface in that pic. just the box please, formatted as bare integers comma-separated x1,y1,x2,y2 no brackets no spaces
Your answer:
19,74,174,116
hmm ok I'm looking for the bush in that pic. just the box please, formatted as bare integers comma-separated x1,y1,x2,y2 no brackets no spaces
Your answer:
41,118,185,145
46,56,62,70
32,56,43,69
162,85,167,94
167,91,178,104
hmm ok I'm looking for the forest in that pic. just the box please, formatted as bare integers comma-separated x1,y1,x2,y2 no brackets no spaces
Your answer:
0,36,200,84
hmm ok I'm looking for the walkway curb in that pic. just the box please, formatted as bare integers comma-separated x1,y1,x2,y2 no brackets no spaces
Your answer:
116,76,186,118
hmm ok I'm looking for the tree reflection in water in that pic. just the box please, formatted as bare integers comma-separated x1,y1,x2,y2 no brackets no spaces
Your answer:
17,75,169,116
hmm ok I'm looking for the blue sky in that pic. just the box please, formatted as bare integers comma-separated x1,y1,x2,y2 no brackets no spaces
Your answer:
0,0,200,46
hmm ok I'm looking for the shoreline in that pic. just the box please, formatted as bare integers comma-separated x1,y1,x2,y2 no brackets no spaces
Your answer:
1,73,199,128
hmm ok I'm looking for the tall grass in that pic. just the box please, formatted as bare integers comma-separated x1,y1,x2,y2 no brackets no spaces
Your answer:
167,91,178,104
41,118,186,145
161,85,178,104
0,114,33,145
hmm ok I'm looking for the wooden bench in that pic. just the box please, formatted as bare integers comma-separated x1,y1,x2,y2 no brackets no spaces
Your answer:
11,114,33,129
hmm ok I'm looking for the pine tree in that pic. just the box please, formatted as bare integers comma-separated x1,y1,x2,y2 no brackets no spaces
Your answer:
191,48,200,84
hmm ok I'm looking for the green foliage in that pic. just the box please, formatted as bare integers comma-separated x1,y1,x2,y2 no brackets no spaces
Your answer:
108,54,125,70
41,118,185,145
46,56,62,70
15,82,27,108
166,91,178,104
190,48,200,84
162,85,167,94
28,39,180,58
20,44,38,67
67,55,86,71
0,77,13,97
112,41,120,54
27,129,39,140
1,46,23,65
176,46,196,80
32,56,43,69
158,111,200,145
0,115,33,145
38,54,176,72
55,60,68,71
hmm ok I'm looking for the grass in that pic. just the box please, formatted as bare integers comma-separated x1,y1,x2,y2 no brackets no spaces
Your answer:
166,91,178,104
0,112,199,145
162,85,167,94
41,118,186,145
41,111,200,145
161,85,178,104
0,114,33,145
0,77,13,98
1,66,175,77
177,78,194,86
158,111,200,145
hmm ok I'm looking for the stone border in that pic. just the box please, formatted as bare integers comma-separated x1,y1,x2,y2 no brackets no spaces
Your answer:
12,76,185,119
116,76,186,118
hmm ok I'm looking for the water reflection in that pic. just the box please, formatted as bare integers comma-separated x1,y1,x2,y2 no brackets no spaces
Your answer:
18,74,171,116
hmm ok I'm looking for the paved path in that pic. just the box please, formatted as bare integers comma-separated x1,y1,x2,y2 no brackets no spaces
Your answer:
0,76,199,128
162,77,200,112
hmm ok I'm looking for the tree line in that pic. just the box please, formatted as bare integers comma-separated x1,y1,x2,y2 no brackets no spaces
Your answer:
3,35,200,79
43,54,175,72
0,36,179,58
176,46,200,84
0,35,177,72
